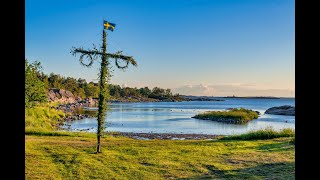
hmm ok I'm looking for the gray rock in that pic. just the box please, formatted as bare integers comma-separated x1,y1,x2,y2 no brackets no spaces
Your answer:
265,105,295,116
47,88,81,104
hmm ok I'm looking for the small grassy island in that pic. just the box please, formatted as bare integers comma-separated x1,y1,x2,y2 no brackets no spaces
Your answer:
192,108,259,124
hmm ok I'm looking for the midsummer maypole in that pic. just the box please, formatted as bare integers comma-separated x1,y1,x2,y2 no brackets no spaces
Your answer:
71,20,137,153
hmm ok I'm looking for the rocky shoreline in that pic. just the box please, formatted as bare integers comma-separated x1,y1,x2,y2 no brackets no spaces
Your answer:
63,114,93,121
54,100,97,121
188,98,225,101
111,132,221,140
192,117,248,124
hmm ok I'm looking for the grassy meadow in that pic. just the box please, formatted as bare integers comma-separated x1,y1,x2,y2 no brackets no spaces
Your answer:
26,132,294,180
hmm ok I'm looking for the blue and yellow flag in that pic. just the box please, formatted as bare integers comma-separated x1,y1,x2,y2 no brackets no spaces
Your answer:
103,21,116,31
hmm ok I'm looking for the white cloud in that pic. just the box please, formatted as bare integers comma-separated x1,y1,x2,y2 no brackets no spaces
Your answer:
172,83,294,97
173,84,215,96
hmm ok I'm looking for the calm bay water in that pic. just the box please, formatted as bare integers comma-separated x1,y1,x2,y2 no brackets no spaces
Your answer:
62,98,295,135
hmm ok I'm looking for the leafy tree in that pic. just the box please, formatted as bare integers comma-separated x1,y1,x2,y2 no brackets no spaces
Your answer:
62,77,78,94
48,73,63,89
40,74,49,89
165,88,172,97
109,84,121,98
76,87,86,99
77,78,87,88
85,82,99,98
139,87,151,97
149,87,166,99
25,59,48,107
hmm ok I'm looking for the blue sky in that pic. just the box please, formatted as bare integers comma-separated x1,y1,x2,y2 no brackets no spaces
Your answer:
26,0,295,97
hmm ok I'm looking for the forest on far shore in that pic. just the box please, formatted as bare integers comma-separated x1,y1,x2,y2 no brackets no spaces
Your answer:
25,59,185,107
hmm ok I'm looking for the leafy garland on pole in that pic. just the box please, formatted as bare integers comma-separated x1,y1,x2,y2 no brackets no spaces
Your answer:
70,20,137,153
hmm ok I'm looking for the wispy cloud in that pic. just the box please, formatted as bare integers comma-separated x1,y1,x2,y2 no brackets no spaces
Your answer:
172,84,294,97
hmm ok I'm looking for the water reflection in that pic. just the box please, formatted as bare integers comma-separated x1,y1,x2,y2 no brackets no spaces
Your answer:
63,98,295,135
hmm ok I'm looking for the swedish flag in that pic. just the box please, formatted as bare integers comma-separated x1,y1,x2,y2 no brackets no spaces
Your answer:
103,21,116,31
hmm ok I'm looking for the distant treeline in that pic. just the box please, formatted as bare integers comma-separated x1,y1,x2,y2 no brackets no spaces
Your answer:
25,59,184,106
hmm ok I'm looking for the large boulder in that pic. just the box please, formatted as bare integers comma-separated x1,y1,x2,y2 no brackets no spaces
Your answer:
84,97,98,106
265,105,295,116
48,88,79,104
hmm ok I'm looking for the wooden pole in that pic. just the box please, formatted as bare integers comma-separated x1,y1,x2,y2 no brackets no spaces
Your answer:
96,28,108,153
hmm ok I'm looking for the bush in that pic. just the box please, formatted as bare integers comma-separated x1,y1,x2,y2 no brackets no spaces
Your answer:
221,127,295,140
290,137,295,145
25,59,48,107
25,105,65,131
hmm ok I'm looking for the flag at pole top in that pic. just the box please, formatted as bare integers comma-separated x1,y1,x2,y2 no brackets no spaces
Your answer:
103,21,116,31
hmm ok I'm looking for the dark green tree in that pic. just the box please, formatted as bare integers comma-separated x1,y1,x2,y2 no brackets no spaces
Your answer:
77,78,87,88
25,59,48,107
48,73,63,89
62,77,78,94
85,82,99,98
76,88,86,99
71,24,137,153
150,87,166,99
109,84,122,98
139,87,151,97
165,88,172,97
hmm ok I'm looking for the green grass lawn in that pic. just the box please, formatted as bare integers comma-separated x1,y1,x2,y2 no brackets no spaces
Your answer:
26,133,295,180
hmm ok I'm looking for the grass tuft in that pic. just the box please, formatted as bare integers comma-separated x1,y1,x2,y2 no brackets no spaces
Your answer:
220,127,295,140
25,105,65,131
25,129,96,138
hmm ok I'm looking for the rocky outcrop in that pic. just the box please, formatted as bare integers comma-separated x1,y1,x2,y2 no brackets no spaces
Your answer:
48,88,80,104
84,98,98,106
47,89,99,123
265,105,295,116
189,98,224,101
55,98,98,113
55,99,98,122
182,95,225,101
